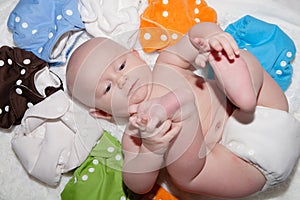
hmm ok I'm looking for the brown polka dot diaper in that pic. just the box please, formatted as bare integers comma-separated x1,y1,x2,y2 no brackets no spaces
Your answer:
0,46,63,129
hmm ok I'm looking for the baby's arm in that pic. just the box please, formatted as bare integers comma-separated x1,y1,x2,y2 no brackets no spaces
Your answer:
130,90,209,186
122,119,181,194
129,88,195,132
157,22,239,69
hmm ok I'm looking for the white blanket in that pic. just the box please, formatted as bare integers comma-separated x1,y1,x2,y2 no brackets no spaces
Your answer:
0,0,300,199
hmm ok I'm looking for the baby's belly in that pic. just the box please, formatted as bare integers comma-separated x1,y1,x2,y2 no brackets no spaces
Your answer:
191,77,232,144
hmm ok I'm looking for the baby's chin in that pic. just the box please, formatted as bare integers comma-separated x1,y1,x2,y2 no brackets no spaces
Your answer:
129,84,150,105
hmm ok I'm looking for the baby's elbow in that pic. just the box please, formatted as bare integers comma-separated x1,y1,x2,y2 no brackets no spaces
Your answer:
122,173,154,194
131,186,152,195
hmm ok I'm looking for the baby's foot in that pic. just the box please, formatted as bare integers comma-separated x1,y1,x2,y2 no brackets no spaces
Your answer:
209,51,256,111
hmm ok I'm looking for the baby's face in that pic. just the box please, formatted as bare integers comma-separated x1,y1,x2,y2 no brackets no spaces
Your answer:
68,38,152,118
94,49,152,118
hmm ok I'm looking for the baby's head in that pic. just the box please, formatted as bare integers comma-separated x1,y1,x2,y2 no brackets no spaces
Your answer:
67,37,152,119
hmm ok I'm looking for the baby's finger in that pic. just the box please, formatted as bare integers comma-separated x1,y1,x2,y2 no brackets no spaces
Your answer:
146,117,160,133
136,115,148,129
155,120,172,137
125,123,140,137
162,124,182,143
129,115,145,130
142,120,171,139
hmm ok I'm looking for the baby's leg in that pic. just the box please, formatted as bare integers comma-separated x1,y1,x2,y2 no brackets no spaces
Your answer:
164,112,207,186
170,143,266,198
209,50,263,112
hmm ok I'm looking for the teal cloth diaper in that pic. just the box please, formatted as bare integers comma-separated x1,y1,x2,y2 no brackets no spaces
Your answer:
225,15,296,91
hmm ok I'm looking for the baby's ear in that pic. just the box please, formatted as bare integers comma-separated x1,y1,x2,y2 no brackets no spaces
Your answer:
89,108,112,120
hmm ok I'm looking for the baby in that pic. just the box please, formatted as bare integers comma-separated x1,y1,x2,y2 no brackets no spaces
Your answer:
66,22,300,198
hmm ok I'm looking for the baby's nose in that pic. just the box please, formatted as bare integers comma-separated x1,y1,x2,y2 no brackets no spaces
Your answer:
117,75,128,89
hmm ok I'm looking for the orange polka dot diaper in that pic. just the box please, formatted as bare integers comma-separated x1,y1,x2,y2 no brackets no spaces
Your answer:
140,0,217,53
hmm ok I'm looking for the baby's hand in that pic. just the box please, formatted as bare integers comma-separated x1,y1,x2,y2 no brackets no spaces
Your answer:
141,120,181,154
126,118,181,154
129,98,169,133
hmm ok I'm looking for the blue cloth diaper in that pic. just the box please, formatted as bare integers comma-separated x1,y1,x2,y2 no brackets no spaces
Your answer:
7,0,85,65
225,15,296,91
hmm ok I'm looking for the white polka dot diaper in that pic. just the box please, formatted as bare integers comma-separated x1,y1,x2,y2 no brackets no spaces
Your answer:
7,0,85,65
11,90,102,186
0,46,63,129
61,131,136,200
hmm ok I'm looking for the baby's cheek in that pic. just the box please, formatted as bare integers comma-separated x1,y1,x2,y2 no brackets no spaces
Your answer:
129,85,149,105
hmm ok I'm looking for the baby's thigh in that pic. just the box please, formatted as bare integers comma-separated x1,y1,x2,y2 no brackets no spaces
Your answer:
186,144,266,198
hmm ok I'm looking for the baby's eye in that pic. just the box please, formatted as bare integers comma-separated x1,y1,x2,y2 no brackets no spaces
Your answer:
105,83,111,94
119,61,126,71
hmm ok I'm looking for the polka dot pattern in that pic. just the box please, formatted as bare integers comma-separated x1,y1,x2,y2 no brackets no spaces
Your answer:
7,59,12,65
31,29,37,34
88,167,95,173
162,11,168,17
21,22,28,28
66,9,73,16
23,58,31,65
16,80,22,85
0,46,63,128
7,0,85,63
15,16,20,22
81,175,88,181
57,15,62,20
16,88,23,95
61,132,132,200
5,106,9,112
20,69,26,75
92,159,99,165
140,0,217,52
107,147,115,152
27,102,33,108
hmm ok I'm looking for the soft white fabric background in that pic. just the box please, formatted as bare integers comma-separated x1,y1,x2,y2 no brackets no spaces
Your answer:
0,0,299,199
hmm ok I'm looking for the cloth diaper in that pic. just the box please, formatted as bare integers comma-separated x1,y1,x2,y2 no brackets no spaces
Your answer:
221,106,300,190
140,0,217,53
61,131,138,200
78,0,141,48
225,15,296,91
7,0,85,65
0,46,63,129
12,90,103,186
